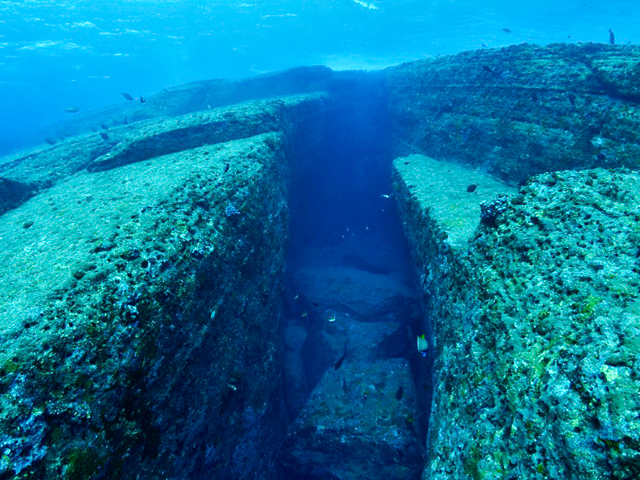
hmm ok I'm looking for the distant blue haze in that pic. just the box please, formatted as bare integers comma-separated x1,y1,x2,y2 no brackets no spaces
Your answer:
0,0,638,154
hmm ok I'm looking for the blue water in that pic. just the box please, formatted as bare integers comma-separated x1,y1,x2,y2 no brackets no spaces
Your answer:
1,0,638,155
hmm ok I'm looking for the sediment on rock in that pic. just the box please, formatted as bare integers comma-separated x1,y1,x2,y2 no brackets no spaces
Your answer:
394,154,640,479
385,43,640,184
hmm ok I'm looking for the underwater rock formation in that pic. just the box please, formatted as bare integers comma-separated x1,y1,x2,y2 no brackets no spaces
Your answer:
386,43,640,185
280,357,425,479
0,85,328,477
2,43,640,479
393,155,640,479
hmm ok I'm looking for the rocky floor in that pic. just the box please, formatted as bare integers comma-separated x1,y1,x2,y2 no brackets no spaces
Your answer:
279,224,428,479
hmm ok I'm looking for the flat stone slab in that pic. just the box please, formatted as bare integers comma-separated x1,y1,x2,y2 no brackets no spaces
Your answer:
394,159,640,479
0,132,289,478
393,154,517,249
280,357,425,479
293,265,419,324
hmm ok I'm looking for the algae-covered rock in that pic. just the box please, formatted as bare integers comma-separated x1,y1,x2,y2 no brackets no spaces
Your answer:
293,265,419,324
34,65,333,150
0,132,291,478
280,358,425,479
393,155,640,479
386,43,640,184
0,93,328,215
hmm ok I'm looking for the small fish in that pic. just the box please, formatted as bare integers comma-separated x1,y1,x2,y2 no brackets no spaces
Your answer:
531,90,539,102
608,29,615,45
342,377,349,395
379,194,390,199
90,126,97,132
294,292,299,300
64,107,80,113
502,28,512,33
100,132,109,141
334,352,347,370
140,96,146,103
44,137,57,145
417,335,429,353
482,65,494,74
301,311,308,318
121,92,133,101
395,386,404,401
224,163,230,174
467,184,478,193
480,43,488,48
100,123,109,130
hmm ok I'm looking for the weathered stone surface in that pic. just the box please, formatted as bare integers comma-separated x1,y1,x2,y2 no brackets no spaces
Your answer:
282,349,309,419
386,43,640,184
293,265,419,324
0,93,327,215
35,66,333,148
86,93,327,172
299,315,411,391
280,358,425,479
0,129,291,478
394,155,640,479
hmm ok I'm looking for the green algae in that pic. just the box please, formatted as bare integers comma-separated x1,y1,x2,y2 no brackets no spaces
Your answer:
394,159,640,479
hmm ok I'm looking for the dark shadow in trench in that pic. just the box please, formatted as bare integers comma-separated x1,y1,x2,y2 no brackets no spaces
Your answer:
278,71,434,478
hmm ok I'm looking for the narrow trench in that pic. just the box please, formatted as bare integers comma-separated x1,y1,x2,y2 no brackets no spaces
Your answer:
279,73,433,478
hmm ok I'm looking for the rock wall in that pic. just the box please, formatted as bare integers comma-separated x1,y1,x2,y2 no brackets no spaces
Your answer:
0,93,327,478
393,155,640,478
35,66,333,150
386,43,640,184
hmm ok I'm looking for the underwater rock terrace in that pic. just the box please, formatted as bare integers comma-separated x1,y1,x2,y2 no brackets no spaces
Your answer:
0,43,639,478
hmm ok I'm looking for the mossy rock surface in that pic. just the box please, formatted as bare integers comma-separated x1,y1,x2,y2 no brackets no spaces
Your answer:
386,43,640,184
0,125,291,478
394,156,640,479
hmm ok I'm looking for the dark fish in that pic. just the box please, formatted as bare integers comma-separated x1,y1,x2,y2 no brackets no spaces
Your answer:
395,386,404,400
64,107,80,113
334,352,347,370
100,132,109,141
482,65,494,74
100,123,109,130
467,184,478,193
609,29,615,45
531,90,539,102
44,137,57,145
121,92,133,101
502,28,512,33
342,377,349,395
140,96,146,103
224,163,230,174
90,126,97,132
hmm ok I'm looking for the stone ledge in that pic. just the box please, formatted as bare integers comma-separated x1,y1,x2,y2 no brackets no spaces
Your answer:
394,157,640,479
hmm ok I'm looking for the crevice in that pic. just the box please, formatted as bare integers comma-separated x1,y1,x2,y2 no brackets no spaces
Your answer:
278,72,431,479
